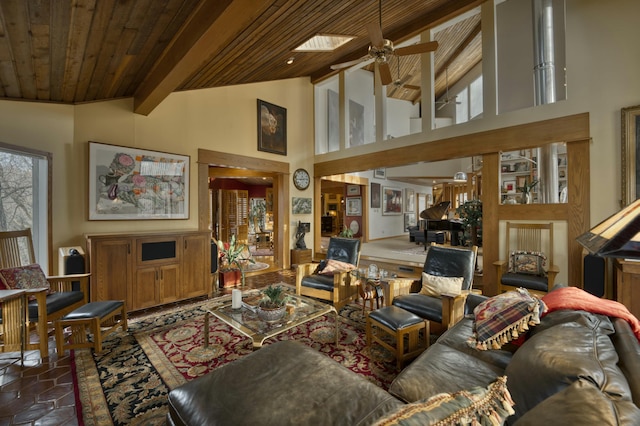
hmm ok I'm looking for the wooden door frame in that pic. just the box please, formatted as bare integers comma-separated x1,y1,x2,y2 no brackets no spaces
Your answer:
197,149,290,269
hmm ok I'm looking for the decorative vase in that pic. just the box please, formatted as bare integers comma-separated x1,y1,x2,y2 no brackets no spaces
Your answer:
521,192,531,204
257,305,286,322
219,269,242,288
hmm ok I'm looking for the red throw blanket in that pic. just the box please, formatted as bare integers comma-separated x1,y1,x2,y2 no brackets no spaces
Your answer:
542,286,640,343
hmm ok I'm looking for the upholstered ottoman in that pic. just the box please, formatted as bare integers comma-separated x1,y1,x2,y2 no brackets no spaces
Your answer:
55,300,127,354
367,305,429,370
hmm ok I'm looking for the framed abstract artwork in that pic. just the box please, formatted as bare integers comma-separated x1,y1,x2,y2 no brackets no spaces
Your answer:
88,142,189,220
382,186,402,215
258,99,287,155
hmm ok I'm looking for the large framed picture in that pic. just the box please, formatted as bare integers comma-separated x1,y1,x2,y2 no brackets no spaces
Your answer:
371,182,381,208
88,142,189,220
404,188,415,213
258,99,287,155
346,197,362,216
382,186,402,215
622,104,640,206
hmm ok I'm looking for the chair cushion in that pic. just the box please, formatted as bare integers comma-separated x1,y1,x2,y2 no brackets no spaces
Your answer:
317,259,356,276
419,272,463,297
501,272,549,292
0,264,49,292
374,376,514,426
27,291,85,320
393,294,443,323
300,274,335,292
423,245,475,291
509,250,546,276
326,237,360,265
468,288,546,351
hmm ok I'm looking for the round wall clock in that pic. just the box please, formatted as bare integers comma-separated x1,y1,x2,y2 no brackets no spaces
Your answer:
293,168,310,190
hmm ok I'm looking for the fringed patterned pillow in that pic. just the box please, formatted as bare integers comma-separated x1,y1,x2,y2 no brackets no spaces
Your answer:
373,376,515,425
508,251,547,276
468,288,547,351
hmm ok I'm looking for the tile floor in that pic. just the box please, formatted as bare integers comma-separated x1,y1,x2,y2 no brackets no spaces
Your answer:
0,268,293,425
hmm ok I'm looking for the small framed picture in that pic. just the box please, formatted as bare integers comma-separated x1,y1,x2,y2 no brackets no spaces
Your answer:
346,197,362,216
347,184,360,196
503,180,516,194
374,168,386,179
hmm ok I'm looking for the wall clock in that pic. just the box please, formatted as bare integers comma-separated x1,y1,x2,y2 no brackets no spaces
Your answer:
293,168,310,190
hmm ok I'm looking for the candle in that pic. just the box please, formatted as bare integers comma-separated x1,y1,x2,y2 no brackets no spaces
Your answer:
232,289,242,309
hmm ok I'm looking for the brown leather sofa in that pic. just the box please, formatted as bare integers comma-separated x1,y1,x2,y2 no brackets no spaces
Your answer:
167,295,640,425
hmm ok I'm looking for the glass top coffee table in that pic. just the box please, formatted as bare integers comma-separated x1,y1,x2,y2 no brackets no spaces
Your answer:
204,290,339,350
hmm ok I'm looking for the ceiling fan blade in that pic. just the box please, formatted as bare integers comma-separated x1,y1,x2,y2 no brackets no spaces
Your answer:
366,22,385,47
330,56,368,70
403,84,420,91
395,41,438,56
437,102,448,111
379,62,393,85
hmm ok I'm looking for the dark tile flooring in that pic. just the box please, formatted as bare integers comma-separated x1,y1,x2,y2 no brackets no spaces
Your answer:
0,268,293,425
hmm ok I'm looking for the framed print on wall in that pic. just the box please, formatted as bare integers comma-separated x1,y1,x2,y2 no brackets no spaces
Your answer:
374,168,386,179
346,197,362,216
88,141,189,220
371,182,381,208
382,186,402,215
258,99,287,155
622,104,640,206
404,188,415,213
292,197,312,214
347,184,360,196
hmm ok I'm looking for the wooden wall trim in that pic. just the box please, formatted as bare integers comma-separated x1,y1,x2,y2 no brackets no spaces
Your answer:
198,149,289,174
314,113,590,177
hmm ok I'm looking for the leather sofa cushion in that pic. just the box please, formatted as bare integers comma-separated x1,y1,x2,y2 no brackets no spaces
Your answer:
300,273,335,292
389,318,511,403
393,293,443,323
610,317,640,406
505,310,634,422
167,340,403,426
513,378,640,426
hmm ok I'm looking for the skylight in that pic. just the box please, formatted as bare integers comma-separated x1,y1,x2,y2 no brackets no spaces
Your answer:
294,34,355,52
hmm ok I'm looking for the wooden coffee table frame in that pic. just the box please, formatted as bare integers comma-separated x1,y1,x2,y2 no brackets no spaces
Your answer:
204,292,339,350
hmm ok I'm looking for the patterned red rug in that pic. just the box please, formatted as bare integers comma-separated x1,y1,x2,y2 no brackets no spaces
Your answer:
73,291,398,425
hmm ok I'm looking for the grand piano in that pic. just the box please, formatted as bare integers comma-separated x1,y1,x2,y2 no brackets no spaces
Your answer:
409,201,465,246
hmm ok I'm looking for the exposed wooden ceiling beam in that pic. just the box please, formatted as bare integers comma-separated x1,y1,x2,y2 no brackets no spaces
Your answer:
133,0,274,115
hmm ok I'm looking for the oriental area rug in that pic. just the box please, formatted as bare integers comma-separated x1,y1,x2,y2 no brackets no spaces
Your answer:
72,289,399,425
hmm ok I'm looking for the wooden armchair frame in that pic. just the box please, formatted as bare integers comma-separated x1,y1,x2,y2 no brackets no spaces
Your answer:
494,222,559,297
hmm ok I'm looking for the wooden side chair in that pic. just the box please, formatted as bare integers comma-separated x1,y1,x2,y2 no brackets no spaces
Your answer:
493,222,559,297
296,237,361,311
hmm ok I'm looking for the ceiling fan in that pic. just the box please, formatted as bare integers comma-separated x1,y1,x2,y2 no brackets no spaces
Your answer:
388,57,420,97
330,0,438,86
435,68,461,110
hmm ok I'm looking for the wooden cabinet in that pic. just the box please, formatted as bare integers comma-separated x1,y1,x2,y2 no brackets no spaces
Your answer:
614,259,640,320
291,249,312,266
86,230,210,312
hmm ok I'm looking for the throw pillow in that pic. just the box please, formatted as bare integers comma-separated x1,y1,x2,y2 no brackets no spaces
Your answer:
468,288,546,350
373,376,515,426
0,264,50,293
318,259,356,275
509,251,546,276
419,272,464,297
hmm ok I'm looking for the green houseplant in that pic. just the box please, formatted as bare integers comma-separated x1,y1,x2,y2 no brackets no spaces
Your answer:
338,225,354,238
215,234,255,287
456,199,482,247
257,284,289,321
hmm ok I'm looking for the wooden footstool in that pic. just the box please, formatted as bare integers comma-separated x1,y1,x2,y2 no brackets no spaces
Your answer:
55,300,127,354
366,305,429,370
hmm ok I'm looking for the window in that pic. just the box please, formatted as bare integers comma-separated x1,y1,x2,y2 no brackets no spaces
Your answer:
455,75,483,124
0,143,51,272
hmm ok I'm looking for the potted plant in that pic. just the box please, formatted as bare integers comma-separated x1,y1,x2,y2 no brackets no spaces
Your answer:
215,234,255,288
257,284,289,321
456,199,482,247
338,225,354,238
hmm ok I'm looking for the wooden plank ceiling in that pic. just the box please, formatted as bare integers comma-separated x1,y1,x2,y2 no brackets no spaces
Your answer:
0,0,484,115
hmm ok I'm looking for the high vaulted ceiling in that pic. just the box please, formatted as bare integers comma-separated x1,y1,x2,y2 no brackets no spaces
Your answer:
0,0,483,115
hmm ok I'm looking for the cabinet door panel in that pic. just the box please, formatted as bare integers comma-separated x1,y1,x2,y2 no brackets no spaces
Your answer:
92,239,131,302
182,234,209,298
133,267,159,310
160,264,181,303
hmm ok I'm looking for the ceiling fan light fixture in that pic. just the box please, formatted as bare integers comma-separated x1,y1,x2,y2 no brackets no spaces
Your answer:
286,57,295,65
453,171,468,182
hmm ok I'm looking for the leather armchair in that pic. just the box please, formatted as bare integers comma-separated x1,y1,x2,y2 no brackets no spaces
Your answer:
392,245,477,331
296,237,361,310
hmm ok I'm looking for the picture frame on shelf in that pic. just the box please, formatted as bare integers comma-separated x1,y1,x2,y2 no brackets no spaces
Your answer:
346,197,362,216
621,104,640,206
88,141,189,220
503,180,516,194
257,99,287,155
